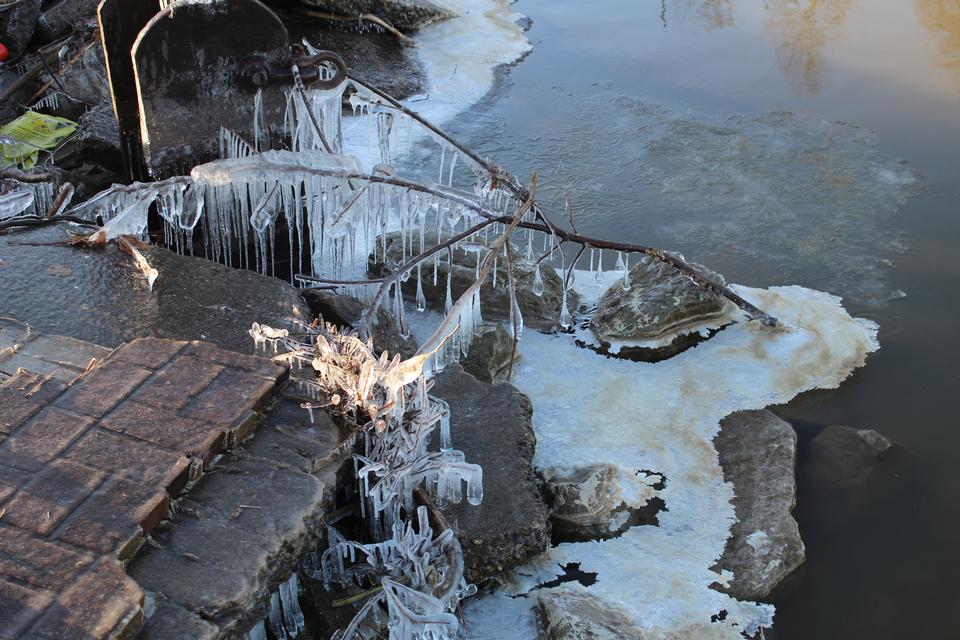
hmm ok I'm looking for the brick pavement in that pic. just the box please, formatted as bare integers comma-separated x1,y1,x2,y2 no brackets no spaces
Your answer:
0,325,287,640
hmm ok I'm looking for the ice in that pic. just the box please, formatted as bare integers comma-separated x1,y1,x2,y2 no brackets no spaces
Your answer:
246,620,267,640
0,184,34,220
279,573,305,637
463,280,879,638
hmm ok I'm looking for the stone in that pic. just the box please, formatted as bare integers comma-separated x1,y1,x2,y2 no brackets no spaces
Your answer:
37,0,99,40
713,409,804,601
139,594,219,640
370,231,574,327
0,224,312,355
65,429,191,492
0,407,94,471
536,590,648,640
0,577,54,639
130,355,224,411
301,289,418,359
806,424,896,490
46,37,111,111
460,322,519,383
540,463,661,541
100,401,225,463
430,366,549,582
295,0,454,32
0,0,42,61
0,523,95,592
591,255,731,344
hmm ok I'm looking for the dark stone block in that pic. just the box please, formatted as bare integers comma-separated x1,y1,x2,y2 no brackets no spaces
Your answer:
0,577,53,640
110,338,186,371
1,459,106,535
0,523,95,592
54,360,152,418
101,401,225,462
131,356,224,411
65,429,190,493
0,407,94,471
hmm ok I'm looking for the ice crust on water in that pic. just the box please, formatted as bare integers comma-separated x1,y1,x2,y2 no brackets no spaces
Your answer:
461,274,879,638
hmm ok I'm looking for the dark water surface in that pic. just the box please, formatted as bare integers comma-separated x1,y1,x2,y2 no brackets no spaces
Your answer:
443,1,960,637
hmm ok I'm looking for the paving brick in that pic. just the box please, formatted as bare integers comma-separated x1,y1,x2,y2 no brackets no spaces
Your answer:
0,353,75,382
0,577,53,640
0,464,28,505
0,408,94,471
1,369,68,407
55,477,170,558
0,459,106,535
131,356,223,411
101,401,225,462
18,335,112,373
0,524,95,591
27,558,144,640
182,341,287,380
0,389,45,436
181,368,277,427
54,361,152,418
65,429,191,494
110,338,185,370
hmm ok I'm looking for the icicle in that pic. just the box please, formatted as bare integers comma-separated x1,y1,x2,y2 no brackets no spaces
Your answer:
279,573,305,637
416,266,427,312
621,253,631,290
247,621,267,640
532,264,544,297
596,247,605,282
267,591,284,639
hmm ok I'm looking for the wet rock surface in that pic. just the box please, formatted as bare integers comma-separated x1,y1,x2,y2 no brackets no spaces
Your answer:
370,231,574,327
805,424,896,491
294,0,454,32
131,389,345,638
461,321,518,383
0,0,42,60
713,409,804,601
300,289,417,359
0,224,309,354
430,366,549,583
591,255,731,343
535,589,648,640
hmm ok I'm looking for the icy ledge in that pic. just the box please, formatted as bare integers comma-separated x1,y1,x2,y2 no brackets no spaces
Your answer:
462,283,879,638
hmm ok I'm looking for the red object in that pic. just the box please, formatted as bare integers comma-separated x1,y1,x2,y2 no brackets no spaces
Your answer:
0,44,8,63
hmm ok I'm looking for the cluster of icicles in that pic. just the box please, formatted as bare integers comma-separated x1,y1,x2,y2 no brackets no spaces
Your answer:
247,319,480,639
0,180,55,220
247,573,307,640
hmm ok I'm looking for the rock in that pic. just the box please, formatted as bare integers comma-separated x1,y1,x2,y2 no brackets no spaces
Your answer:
460,322,518,383
300,289,418,359
37,0,98,40
540,464,661,541
713,409,804,601
431,366,550,582
0,223,310,354
295,0,454,33
369,231,575,328
47,39,111,112
284,19,426,100
591,255,731,344
806,424,895,490
536,590,647,640
0,0,42,61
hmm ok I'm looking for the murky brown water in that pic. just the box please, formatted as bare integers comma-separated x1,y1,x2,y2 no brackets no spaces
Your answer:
442,1,960,636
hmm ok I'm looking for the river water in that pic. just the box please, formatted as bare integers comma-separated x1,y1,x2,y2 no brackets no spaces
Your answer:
436,1,960,637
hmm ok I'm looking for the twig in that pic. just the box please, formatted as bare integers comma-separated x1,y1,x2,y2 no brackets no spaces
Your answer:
0,168,52,183
46,183,75,219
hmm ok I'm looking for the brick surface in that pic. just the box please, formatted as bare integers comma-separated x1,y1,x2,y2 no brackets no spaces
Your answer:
101,401,225,462
131,356,223,411
182,368,277,427
0,353,74,382
182,341,286,380
0,459,106,535
54,361,152,418
65,430,190,493
0,408,94,472
0,524,95,591
55,477,170,557
109,338,185,370
28,558,144,640
0,578,53,640
0,373,67,435
0,464,27,505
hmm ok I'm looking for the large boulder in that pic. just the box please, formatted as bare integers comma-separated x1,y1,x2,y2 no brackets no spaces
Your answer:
805,425,896,491
431,366,550,582
300,288,417,360
295,0,454,32
713,409,804,601
591,255,732,346
369,231,574,328
536,590,648,640
460,322,519,383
